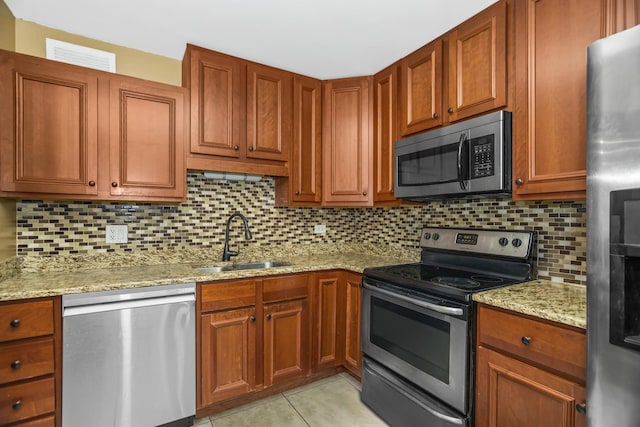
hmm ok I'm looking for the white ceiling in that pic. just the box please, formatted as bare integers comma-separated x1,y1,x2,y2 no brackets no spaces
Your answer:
5,0,497,80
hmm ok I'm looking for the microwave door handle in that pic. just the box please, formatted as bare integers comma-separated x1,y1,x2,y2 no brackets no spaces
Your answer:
362,282,463,316
457,133,467,190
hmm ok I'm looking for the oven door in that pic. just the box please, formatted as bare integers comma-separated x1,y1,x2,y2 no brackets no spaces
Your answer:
361,280,470,414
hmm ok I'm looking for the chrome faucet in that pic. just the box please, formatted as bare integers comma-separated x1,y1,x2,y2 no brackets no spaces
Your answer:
222,212,253,261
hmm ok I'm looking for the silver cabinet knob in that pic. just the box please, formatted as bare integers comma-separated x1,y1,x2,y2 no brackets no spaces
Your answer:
515,178,523,186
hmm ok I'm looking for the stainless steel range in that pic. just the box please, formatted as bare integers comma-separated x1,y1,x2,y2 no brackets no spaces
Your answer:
361,227,535,427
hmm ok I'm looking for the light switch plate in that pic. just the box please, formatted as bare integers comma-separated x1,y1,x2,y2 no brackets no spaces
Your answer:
314,224,327,234
106,225,128,244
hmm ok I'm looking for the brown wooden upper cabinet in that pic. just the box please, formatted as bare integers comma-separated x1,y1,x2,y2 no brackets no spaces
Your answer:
322,77,372,206
399,0,507,136
108,77,186,199
0,51,99,196
447,0,507,122
183,45,291,177
276,75,322,206
512,0,602,200
0,50,187,201
399,39,444,136
602,0,640,35
511,0,638,201
373,63,400,204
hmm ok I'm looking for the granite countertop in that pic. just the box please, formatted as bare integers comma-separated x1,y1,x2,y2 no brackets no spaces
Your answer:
0,249,416,302
1,245,587,331
473,279,587,329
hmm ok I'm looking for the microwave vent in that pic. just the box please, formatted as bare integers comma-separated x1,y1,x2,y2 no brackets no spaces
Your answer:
45,38,116,72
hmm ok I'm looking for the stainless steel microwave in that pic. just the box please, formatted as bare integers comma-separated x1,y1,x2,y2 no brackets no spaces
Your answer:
394,110,511,200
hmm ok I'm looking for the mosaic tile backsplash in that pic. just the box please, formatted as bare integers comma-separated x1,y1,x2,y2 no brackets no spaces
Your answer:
16,172,587,285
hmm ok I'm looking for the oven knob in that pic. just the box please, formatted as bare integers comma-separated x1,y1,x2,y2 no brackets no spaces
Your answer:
498,237,509,247
512,238,523,248
432,233,440,241
424,232,431,240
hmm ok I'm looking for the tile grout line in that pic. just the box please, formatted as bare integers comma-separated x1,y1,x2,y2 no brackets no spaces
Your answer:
282,391,312,427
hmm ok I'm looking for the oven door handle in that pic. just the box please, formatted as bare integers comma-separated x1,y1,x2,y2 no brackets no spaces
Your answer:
362,282,464,316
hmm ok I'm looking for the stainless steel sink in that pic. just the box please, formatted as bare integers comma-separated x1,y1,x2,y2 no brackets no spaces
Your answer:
233,261,291,270
196,266,233,273
195,260,291,274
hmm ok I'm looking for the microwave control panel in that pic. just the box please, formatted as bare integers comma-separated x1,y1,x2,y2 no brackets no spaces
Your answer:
470,135,495,179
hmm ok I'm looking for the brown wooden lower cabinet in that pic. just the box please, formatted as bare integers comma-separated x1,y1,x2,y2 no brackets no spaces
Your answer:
313,272,343,370
198,274,311,409
200,306,257,406
263,299,309,387
198,270,364,414
475,305,586,427
0,298,60,426
476,347,586,427
312,271,363,378
343,272,362,377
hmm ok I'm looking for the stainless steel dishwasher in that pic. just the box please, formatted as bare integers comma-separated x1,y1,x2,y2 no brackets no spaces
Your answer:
62,283,196,427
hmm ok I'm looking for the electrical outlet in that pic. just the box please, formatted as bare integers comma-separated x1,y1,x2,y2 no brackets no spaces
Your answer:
314,224,327,235
106,225,128,244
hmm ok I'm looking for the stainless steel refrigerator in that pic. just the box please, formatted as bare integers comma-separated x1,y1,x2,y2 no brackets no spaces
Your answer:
587,24,640,426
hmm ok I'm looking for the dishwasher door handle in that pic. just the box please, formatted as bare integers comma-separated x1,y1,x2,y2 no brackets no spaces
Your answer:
63,294,195,317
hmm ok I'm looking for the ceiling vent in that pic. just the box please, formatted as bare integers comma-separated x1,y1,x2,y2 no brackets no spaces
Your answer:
45,38,116,72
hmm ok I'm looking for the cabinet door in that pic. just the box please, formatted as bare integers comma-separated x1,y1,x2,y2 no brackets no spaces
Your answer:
343,272,362,377
108,77,186,200
513,0,601,199
603,0,640,35
0,53,98,195
263,299,309,387
447,0,507,122
185,47,243,158
373,64,398,204
246,63,292,162
399,40,443,136
200,307,256,406
322,77,371,205
476,346,586,427
290,75,322,204
313,273,343,370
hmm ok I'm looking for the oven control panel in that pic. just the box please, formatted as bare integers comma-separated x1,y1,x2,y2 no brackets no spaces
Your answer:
420,227,534,259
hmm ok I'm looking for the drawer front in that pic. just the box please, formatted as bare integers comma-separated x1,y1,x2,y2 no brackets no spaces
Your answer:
0,300,54,343
12,415,55,427
0,377,55,424
200,280,256,312
0,338,54,384
263,274,309,303
477,305,586,381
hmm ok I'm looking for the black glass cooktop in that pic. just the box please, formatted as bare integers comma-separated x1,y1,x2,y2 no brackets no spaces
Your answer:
363,263,522,302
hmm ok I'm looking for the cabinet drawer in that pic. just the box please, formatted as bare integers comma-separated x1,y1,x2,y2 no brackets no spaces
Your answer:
12,415,55,427
263,274,309,303
0,377,55,424
0,338,54,384
200,280,256,312
0,300,54,343
477,305,586,381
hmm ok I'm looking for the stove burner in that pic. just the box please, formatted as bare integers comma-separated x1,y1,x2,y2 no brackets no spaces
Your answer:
432,276,481,289
470,275,505,284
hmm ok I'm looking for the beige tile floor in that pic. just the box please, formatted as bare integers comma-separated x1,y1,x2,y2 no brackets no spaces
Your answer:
194,373,389,427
